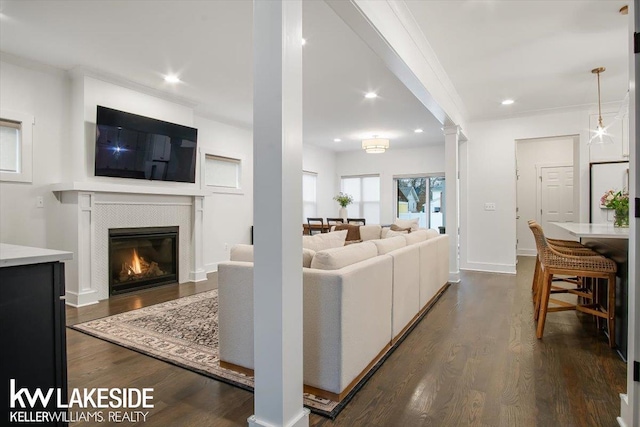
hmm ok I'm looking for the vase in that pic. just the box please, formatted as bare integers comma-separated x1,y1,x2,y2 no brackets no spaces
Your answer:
339,207,348,221
613,206,629,228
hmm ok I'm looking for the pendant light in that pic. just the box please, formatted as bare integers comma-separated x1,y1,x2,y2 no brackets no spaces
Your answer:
589,67,614,145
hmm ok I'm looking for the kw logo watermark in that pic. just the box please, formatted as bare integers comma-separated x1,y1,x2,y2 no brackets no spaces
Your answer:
8,379,153,423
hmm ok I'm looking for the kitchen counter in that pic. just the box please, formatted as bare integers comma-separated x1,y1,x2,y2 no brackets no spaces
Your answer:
549,222,629,239
0,243,73,268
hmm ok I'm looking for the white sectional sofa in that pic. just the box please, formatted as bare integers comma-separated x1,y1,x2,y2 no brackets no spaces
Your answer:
217,227,450,400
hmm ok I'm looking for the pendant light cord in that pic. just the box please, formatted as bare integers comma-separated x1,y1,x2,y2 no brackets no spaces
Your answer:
597,70,603,128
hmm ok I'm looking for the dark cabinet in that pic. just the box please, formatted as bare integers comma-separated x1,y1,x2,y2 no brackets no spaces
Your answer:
0,262,68,426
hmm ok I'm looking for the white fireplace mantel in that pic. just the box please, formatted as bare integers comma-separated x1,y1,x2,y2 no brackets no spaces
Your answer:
51,182,207,307
50,181,209,197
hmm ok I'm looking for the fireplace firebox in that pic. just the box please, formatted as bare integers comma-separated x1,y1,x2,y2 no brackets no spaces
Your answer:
109,226,178,295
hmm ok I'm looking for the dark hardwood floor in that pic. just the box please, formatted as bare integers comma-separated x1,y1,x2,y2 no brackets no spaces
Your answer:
66,257,626,426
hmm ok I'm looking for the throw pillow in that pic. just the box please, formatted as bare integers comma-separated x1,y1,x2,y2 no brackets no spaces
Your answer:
394,218,419,231
302,230,348,252
334,224,361,241
390,224,412,233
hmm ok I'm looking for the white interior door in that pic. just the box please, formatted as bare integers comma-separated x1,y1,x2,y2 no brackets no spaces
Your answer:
539,166,577,241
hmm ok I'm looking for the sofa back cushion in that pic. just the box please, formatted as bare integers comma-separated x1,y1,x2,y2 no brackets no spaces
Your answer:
230,244,254,262
425,229,440,239
302,230,348,252
230,244,316,267
371,236,407,255
404,229,429,246
359,225,382,241
310,241,378,270
394,218,420,231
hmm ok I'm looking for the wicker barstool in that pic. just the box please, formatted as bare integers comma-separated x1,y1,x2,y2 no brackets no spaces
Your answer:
529,222,617,347
527,220,597,303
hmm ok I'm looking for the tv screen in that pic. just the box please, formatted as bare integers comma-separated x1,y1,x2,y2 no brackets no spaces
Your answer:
95,106,198,183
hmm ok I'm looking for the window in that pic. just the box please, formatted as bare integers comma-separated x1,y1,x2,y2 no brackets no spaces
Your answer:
341,175,380,224
203,154,241,192
303,171,317,221
0,111,33,183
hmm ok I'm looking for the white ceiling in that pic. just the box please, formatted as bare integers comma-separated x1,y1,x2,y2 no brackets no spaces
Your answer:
0,1,631,151
0,0,443,152
405,0,629,120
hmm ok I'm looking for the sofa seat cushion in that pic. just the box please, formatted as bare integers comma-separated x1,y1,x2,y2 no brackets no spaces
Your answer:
371,236,407,255
359,225,382,241
230,244,316,267
404,229,429,246
303,230,348,252
310,241,378,270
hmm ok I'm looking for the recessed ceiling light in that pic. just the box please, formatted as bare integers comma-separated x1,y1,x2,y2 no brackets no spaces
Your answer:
334,138,341,142
414,128,423,133
501,99,514,105
301,38,307,46
164,75,181,84
365,92,377,99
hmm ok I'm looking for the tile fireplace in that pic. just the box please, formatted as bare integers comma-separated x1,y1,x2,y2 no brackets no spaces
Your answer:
109,226,178,295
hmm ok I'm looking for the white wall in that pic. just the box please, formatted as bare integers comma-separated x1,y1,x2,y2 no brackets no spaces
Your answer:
336,145,445,224
302,144,336,218
461,108,592,273
515,136,575,255
196,116,253,271
0,57,69,248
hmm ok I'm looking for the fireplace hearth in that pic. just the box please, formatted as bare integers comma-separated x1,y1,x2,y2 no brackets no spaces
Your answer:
109,226,178,295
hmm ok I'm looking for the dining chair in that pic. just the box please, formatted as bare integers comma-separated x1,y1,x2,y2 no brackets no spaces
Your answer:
307,218,325,235
326,218,344,230
347,218,366,225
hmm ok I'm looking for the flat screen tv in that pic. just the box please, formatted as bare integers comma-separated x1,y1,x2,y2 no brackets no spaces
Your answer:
95,106,198,183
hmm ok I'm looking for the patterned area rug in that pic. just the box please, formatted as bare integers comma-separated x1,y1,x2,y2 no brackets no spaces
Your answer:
71,290,341,417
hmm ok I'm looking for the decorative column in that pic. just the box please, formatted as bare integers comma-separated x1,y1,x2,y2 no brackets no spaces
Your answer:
444,125,460,283
250,1,308,427
190,195,206,282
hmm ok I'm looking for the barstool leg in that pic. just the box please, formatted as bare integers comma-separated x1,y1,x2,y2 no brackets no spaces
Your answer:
536,271,553,339
607,273,616,348
532,257,540,302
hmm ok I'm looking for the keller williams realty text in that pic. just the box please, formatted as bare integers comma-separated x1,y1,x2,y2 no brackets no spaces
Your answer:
8,379,153,423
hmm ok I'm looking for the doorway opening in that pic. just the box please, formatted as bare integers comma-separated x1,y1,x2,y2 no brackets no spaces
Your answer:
515,136,578,258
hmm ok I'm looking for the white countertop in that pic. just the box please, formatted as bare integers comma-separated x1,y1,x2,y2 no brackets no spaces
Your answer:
550,222,630,239
0,243,73,268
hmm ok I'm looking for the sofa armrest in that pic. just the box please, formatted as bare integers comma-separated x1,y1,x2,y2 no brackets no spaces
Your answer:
302,254,393,394
218,261,255,370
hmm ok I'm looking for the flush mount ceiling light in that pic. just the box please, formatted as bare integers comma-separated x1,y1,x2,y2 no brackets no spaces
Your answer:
364,92,377,99
333,138,341,142
164,75,181,83
501,99,514,105
362,136,389,154
301,38,307,46
414,128,423,133
589,67,614,145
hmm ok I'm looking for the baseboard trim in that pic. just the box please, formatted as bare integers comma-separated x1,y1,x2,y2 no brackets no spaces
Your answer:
461,261,516,274
65,289,99,307
517,249,537,257
189,269,207,282
205,262,218,273
249,408,310,427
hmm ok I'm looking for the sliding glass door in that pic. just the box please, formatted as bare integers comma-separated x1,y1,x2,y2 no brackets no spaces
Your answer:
395,176,445,229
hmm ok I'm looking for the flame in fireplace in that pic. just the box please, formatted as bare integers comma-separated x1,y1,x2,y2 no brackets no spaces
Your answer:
130,249,143,275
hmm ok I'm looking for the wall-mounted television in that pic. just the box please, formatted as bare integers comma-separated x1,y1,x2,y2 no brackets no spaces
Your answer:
95,106,198,183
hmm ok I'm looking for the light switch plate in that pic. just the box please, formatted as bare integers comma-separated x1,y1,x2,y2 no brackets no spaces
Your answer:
36,196,44,208
484,202,496,211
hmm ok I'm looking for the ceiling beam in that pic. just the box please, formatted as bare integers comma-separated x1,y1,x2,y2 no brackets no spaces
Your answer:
326,0,468,136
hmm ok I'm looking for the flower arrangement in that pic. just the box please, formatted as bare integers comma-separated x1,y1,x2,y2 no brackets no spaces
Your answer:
600,189,629,228
333,192,353,208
